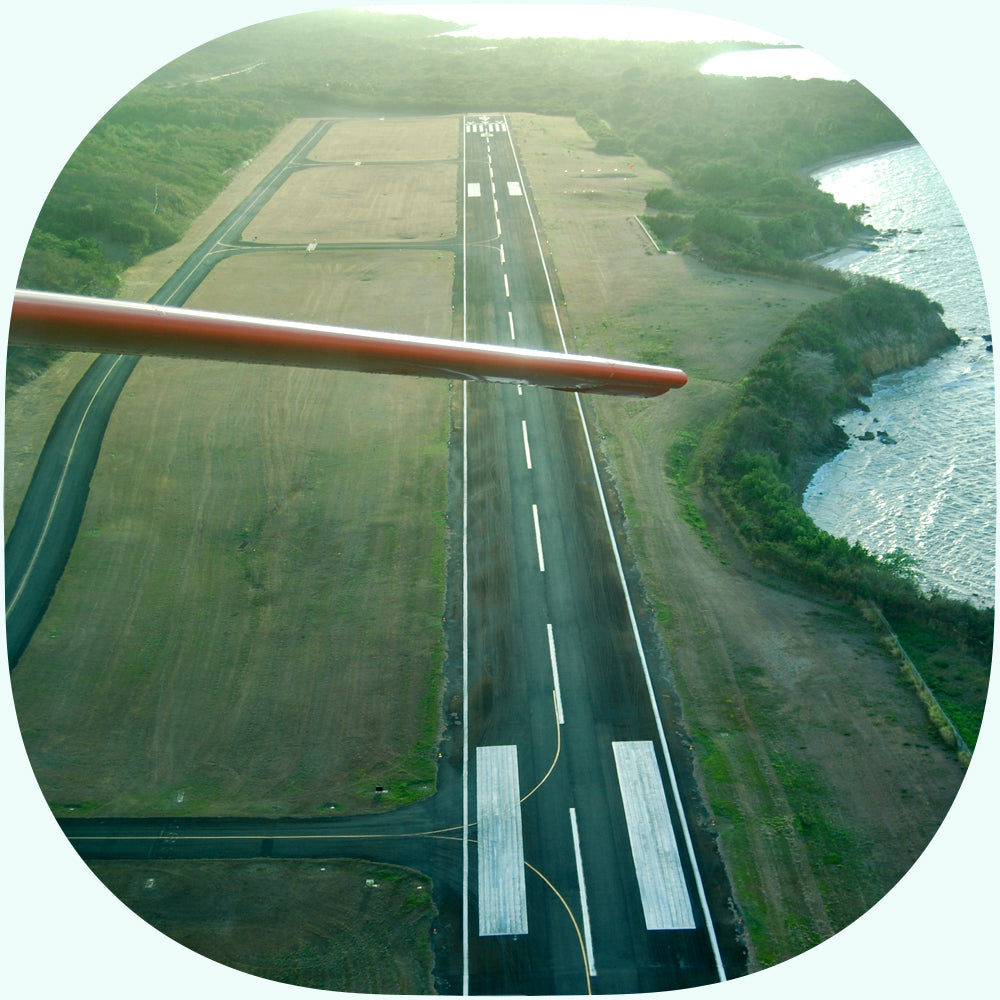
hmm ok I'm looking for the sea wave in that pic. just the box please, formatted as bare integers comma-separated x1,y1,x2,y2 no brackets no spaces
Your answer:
803,145,995,607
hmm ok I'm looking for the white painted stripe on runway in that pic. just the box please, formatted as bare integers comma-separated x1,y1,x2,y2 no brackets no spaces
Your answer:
508,311,516,342
489,165,494,179
612,741,695,930
493,198,499,214
503,273,510,297
499,243,505,264
569,808,596,976
521,418,532,468
476,746,528,936
507,180,523,196
516,384,522,396
531,503,545,572
546,624,564,725
467,182,481,198
497,219,502,237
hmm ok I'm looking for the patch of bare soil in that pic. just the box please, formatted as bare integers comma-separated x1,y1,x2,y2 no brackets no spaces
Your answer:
511,113,966,971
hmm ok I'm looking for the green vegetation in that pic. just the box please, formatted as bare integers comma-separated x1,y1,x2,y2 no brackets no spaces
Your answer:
18,10,908,304
694,276,991,743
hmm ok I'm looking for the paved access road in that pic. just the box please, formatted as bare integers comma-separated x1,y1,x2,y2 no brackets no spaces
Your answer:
45,114,735,994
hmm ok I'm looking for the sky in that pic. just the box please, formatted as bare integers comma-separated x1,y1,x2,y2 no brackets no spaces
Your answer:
1,4,997,1000
364,3,788,42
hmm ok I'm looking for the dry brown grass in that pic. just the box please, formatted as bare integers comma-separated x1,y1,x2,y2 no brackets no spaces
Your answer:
245,162,457,244
309,115,458,163
511,112,966,970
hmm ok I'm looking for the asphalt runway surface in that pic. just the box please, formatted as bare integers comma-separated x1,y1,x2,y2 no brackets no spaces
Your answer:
16,113,738,993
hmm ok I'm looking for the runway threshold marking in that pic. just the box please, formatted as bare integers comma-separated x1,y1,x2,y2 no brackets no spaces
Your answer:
546,623,564,724
531,503,545,572
612,741,695,930
569,808,597,976
476,745,529,936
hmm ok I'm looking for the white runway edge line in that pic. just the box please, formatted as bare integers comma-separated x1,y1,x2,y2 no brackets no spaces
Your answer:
522,419,532,468
532,503,546,572
460,115,471,997
546,624,565,725
569,808,597,976
500,113,727,981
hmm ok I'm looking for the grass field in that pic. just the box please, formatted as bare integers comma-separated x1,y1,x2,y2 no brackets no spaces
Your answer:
8,114,462,992
90,858,436,993
511,112,967,970
11,115,457,818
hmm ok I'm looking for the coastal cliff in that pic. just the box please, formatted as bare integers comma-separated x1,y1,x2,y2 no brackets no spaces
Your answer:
710,275,959,499
699,275,980,636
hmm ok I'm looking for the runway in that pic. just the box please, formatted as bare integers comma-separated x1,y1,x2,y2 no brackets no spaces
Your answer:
451,114,725,994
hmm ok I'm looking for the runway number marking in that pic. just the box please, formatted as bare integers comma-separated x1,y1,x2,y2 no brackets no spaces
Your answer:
476,745,529,936
531,504,545,572
612,741,695,930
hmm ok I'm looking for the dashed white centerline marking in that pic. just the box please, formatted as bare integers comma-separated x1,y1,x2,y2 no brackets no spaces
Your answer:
547,624,564,725
508,311,517,342
521,419,532,467
503,273,510,297
499,243,505,264
531,503,545,572
569,808,596,977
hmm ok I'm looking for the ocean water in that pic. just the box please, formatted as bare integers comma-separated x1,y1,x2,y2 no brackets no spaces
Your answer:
802,144,995,607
